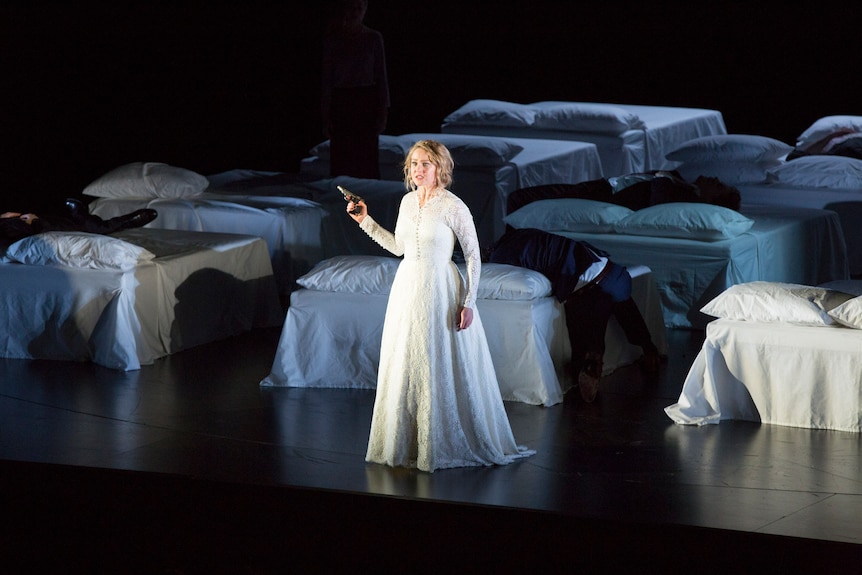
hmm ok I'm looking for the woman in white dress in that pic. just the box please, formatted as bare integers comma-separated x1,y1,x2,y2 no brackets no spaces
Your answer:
346,140,535,472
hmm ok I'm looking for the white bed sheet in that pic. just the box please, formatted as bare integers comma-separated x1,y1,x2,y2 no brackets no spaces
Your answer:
441,102,727,177
0,228,283,370
738,182,862,276
665,318,862,432
300,133,604,245
260,265,666,407
88,192,327,296
553,204,849,328
87,172,418,295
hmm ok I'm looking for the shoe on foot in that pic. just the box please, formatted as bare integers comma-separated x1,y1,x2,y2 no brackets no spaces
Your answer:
578,351,603,403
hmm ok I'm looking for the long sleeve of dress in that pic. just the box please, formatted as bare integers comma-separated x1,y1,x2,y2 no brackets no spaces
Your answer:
359,214,404,257
447,199,481,309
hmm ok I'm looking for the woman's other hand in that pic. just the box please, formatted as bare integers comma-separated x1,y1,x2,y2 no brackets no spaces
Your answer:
457,306,473,331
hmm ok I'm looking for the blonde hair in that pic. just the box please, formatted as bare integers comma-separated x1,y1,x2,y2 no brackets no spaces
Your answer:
402,139,454,190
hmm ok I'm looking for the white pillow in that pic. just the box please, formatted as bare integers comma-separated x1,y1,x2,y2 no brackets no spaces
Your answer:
666,134,792,163
532,102,646,135
504,198,634,233
613,203,754,241
675,160,781,185
297,255,401,295
441,99,537,129
461,262,552,300
433,138,523,167
310,134,409,164
796,115,862,150
6,232,156,271
82,162,209,199
295,255,551,301
827,296,862,329
766,155,862,189
701,281,855,326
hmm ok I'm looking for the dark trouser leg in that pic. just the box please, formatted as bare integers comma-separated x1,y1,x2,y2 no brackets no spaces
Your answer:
43,204,124,235
566,287,614,402
613,298,659,356
80,214,126,235
564,286,615,372
40,208,152,236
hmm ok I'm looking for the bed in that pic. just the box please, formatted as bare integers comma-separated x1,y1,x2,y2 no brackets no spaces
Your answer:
665,280,862,432
298,132,604,246
83,163,413,294
663,129,862,276
0,227,283,371
501,183,850,328
260,255,667,407
439,99,727,177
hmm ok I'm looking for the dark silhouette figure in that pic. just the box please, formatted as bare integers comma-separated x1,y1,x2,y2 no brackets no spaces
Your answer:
321,0,390,178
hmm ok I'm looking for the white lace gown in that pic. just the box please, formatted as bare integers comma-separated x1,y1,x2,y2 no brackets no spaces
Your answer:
359,189,535,472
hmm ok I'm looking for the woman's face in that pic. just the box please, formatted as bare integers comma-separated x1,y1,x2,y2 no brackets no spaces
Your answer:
409,148,438,189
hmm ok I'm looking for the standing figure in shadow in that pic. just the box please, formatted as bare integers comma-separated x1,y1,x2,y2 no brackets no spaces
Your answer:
321,0,390,178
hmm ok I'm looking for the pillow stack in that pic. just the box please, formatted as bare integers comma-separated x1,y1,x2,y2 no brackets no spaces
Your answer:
700,281,858,327
83,162,209,199
666,134,793,185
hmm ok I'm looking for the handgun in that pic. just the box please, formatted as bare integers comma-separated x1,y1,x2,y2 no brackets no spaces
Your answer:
338,185,364,215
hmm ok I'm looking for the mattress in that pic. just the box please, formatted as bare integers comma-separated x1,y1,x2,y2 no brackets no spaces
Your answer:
260,261,666,407
88,191,327,295
0,228,283,370
87,173,417,294
300,133,604,245
738,182,862,276
553,204,849,328
440,101,727,177
665,318,862,432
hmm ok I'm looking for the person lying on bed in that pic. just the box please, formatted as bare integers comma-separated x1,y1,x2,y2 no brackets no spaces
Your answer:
1,198,157,247
486,227,661,403
509,171,741,213
612,171,741,211
785,130,862,161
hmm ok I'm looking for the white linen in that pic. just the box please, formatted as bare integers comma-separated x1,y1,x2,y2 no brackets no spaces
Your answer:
88,193,327,295
0,228,283,370
260,264,666,407
665,134,792,164
504,198,634,233
299,133,604,244
553,204,849,328
86,169,421,295
796,115,862,150
611,202,755,241
699,281,854,326
665,319,862,432
6,231,156,270
82,161,209,199
441,101,727,177
738,181,862,276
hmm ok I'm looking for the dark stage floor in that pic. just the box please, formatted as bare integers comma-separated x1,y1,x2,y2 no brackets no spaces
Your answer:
1,326,860,573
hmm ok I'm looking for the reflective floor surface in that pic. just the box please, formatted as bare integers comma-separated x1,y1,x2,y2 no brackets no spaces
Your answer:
1,326,860,573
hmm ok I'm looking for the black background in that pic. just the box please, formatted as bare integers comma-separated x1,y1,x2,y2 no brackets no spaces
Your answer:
3,2,858,211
